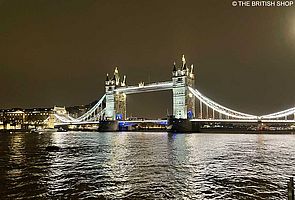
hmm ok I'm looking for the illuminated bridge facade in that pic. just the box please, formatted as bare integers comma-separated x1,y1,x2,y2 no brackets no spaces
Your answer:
54,55,295,131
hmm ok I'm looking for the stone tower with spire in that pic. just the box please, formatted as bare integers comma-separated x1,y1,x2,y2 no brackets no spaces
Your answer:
105,67,127,120
172,55,195,119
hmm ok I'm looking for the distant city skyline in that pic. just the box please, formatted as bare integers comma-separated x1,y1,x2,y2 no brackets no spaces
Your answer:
0,0,295,118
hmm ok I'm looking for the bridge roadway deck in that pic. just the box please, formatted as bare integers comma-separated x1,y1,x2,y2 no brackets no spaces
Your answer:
55,119,295,126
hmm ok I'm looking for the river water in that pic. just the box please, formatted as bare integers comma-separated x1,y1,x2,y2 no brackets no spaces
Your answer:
0,132,294,199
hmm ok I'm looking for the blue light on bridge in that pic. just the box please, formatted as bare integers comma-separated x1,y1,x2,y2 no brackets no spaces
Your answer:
187,110,193,119
158,121,168,125
116,114,123,120
119,121,135,126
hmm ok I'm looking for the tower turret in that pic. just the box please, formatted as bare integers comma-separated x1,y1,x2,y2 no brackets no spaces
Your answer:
172,61,177,76
182,55,186,70
121,75,126,86
190,64,194,78
111,74,116,85
114,67,120,86
105,73,110,85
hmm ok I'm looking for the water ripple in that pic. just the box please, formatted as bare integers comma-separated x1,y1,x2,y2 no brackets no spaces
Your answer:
0,132,295,199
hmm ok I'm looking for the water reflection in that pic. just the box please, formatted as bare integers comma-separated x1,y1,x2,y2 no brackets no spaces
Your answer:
0,132,295,199
0,133,53,199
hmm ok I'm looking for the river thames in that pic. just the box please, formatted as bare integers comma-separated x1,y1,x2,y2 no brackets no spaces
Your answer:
0,132,294,199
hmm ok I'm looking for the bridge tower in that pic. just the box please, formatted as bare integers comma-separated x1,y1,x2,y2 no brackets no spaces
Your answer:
172,55,195,119
105,67,127,120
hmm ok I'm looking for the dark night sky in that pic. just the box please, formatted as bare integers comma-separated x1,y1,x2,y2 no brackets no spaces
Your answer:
0,0,295,118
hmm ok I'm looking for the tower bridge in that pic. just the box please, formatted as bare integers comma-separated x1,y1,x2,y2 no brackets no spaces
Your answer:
54,55,295,132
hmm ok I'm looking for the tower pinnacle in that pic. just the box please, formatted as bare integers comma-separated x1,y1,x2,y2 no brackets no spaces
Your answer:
190,64,194,78
114,67,120,86
173,61,176,71
105,73,110,85
182,55,186,69
121,75,126,86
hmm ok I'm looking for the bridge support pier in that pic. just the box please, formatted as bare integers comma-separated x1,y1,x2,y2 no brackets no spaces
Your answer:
167,118,200,133
98,120,119,132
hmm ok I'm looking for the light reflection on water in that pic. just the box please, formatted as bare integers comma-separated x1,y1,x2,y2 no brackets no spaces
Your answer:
0,132,294,199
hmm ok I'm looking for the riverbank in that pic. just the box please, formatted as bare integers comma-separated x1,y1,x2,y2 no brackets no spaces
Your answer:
200,128,295,134
2,128,295,134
